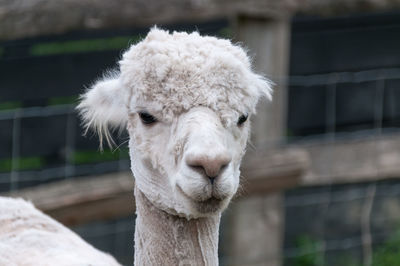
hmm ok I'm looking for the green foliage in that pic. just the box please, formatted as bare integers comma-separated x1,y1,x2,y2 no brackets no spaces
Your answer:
29,35,142,56
288,235,324,266
0,157,44,172
0,148,129,172
0,101,21,111
286,129,295,138
287,229,400,266
47,96,78,106
218,27,233,39
372,229,400,266
71,148,129,165
334,254,361,266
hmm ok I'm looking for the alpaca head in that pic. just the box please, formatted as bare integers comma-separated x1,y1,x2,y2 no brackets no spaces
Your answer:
78,28,272,219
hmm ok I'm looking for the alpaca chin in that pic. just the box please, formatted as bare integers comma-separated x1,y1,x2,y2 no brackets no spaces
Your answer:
175,183,230,216
190,198,224,214
192,197,231,215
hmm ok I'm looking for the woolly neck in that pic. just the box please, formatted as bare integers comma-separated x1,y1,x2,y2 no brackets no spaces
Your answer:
134,186,220,266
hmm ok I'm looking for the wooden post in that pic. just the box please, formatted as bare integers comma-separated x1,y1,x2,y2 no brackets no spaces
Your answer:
235,15,290,146
223,15,291,266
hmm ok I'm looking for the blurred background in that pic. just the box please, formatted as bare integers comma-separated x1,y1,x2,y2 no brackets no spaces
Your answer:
1,0,400,265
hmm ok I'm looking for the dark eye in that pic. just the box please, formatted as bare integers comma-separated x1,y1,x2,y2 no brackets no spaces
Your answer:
138,112,157,125
237,114,248,126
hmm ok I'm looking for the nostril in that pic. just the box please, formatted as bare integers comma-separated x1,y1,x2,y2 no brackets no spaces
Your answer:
220,162,229,170
209,177,215,185
186,153,231,180
186,159,206,176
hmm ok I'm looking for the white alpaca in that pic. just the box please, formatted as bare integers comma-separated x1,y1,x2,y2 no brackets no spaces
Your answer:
0,197,120,266
0,28,271,265
80,27,271,265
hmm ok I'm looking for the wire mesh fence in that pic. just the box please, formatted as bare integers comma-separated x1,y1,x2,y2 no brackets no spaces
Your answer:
1,11,400,266
281,14,400,263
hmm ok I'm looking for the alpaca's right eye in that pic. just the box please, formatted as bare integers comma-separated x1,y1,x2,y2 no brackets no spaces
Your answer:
138,112,157,125
237,114,248,126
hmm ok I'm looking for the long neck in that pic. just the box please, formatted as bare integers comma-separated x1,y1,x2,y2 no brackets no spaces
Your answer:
134,186,220,266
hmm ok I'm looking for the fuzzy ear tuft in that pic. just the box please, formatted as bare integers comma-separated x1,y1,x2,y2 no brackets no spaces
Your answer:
255,74,273,101
77,77,128,149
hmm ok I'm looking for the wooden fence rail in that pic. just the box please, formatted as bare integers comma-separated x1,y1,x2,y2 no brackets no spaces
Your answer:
3,148,308,226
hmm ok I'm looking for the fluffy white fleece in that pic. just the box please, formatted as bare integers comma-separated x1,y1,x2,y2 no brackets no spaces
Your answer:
120,28,272,123
0,197,121,266
78,27,272,141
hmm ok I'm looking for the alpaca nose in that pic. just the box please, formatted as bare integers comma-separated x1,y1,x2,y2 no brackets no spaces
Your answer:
186,153,232,182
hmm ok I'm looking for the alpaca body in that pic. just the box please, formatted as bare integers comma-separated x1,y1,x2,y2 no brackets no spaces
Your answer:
0,197,120,266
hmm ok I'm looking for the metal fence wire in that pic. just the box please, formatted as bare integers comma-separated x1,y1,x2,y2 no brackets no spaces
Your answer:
1,13,400,266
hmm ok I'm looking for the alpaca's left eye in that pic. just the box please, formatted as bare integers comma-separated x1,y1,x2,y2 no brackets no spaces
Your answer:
237,114,248,126
138,112,157,125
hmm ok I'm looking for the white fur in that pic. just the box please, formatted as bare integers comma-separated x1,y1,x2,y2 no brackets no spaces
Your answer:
78,27,271,218
0,197,121,266
77,76,128,149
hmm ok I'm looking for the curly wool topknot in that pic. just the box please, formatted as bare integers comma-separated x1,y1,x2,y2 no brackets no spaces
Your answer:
77,27,272,148
119,27,272,125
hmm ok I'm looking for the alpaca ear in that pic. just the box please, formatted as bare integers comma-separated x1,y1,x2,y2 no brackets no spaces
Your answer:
77,77,128,149
255,74,273,101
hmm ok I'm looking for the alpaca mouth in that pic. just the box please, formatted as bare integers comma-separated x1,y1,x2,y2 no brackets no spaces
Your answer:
177,185,223,214
199,196,221,204
195,197,222,214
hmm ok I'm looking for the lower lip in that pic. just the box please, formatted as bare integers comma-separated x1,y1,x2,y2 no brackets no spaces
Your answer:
194,197,222,213
200,197,221,205
177,185,223,212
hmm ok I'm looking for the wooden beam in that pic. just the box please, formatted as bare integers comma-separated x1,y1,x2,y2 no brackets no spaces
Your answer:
11,132,400,227
2,149,307,226
8,134,400,226
3,173,135,226
0,0,286,41
1,0,400,40
296,0,400,16
240,148,308,196
294,134,400,186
